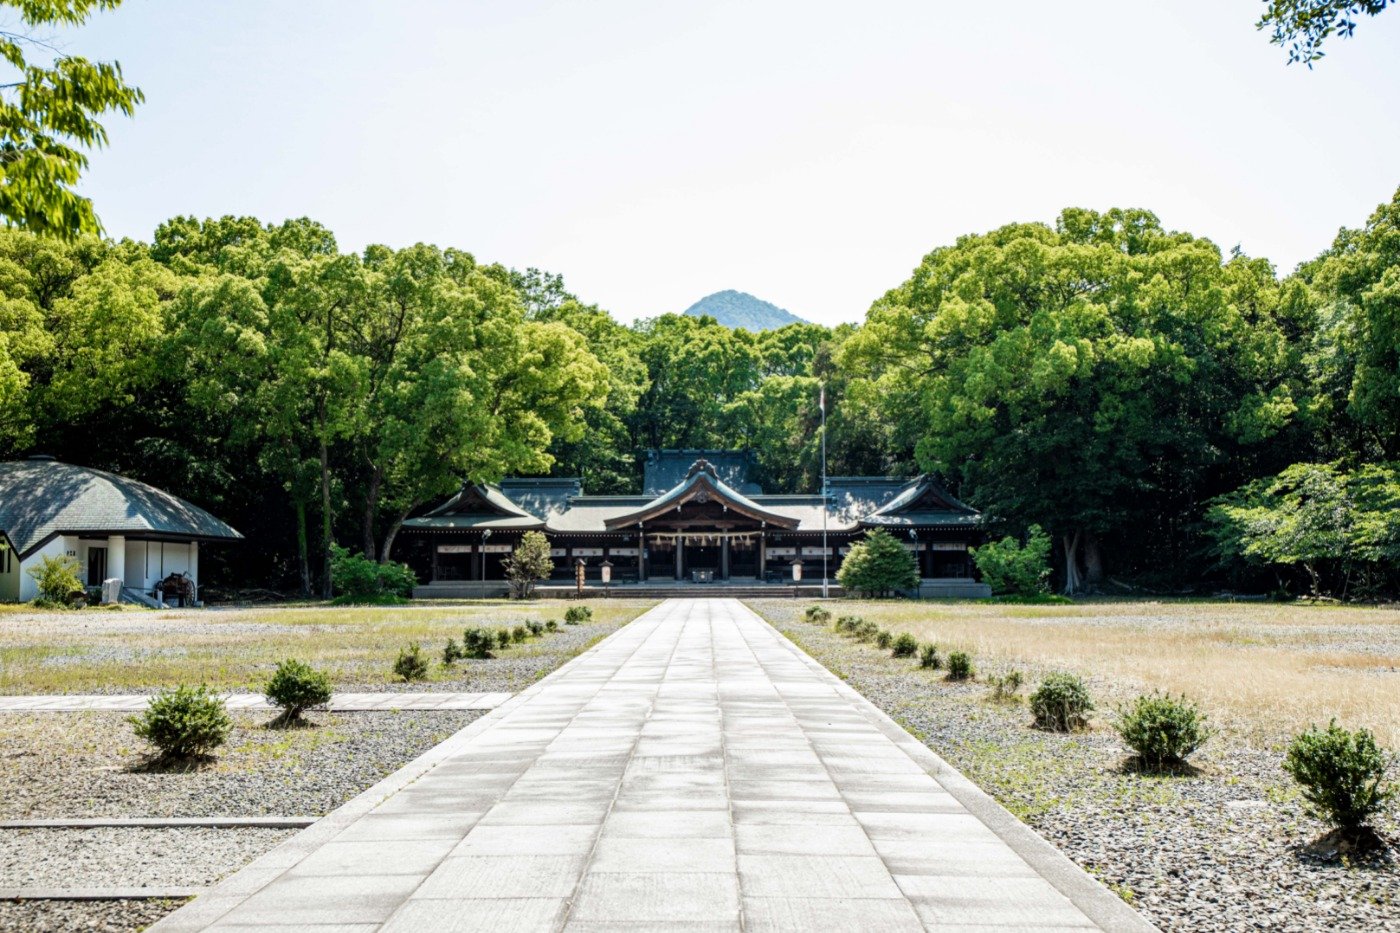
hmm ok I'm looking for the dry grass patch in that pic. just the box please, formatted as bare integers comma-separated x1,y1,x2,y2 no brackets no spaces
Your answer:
0,600,654,693
750,598,1400,747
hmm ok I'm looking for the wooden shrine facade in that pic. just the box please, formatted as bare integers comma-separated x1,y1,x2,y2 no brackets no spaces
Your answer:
398,450,986,593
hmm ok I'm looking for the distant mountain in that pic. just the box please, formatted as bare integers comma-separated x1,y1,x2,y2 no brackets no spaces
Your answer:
682,290,807,331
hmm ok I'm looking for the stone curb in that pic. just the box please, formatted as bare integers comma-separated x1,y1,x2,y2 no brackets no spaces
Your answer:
146,622,639,932
0,691,511,713
0,818,316,830
0,888,203,901
755,605,1162,933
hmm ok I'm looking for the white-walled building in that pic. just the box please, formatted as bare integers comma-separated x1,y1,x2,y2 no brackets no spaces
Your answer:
0,456,242,603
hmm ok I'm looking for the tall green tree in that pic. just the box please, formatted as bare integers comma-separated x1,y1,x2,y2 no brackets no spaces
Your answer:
843,208,1309,593
0,0,142,236
1298,188,1400,458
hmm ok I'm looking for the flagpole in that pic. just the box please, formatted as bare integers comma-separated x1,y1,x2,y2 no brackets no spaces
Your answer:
821,384,828,599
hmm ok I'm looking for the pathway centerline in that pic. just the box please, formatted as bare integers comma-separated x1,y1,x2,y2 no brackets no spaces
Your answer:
151,598,1154,932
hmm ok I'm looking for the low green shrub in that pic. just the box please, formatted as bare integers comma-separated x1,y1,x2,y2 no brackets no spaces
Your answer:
564,605,592,624
460,628,495,659
919,643,941,669
511,625,529,643
970,524,1051,597
804,605,832,623
527,620,545,637
946,651,974,681
1283,721,1396,836
443,638,462,665
989,670,1024,702
1116,692,1213,766
263,659,333,723
393,643,429,682
855,620,880,642
329,544,417,602
27,554,84,604
834,615,861,634
1030,673,1094,731
130,685,233,759
891,632,919,658
545,619,559,632
495,629,512,650
875,629,893,650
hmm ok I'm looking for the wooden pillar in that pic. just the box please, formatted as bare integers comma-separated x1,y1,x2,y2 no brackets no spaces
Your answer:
759,533,767,581
637,532,646,582
721,536,730,580
675,534,683,581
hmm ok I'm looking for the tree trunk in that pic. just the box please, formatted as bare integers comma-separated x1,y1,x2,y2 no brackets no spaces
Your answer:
1062,530,1082,596
1083,532,1104,590
319,434,333,600
361,465,382,561
294,499,311,598
379,509,411,564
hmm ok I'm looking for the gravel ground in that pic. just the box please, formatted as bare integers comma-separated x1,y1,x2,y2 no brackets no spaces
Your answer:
0,899,180,933
0,827,297,888
0,709,483,931
761,604,1400,933
0,710,482,819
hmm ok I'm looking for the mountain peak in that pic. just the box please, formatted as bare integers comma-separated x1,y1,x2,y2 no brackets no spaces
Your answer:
682,290,807,331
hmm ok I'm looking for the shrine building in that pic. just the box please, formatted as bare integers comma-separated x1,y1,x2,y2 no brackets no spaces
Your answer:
398,450,991,598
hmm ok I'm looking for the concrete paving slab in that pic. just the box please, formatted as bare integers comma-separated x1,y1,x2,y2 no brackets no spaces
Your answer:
151,598,1155,932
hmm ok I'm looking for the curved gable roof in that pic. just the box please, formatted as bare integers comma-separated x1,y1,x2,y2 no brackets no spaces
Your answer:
604,459,798,530
0,458,242,558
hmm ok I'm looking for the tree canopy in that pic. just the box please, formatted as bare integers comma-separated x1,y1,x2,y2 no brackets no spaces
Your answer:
1258,0,1393,65
3,187,1400,600
0,0,142,237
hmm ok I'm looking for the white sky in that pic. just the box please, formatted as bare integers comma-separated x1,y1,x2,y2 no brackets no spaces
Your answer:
58,0,1400,325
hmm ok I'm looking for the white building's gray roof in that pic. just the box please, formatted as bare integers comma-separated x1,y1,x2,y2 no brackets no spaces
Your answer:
0,457,242,557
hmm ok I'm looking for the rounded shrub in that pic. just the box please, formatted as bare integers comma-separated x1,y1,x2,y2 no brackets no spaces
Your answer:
834,615,861,635
393,643,429,682
527,620,545,637
263,659,333,723
1030,673,1094,731
564,605,592,624
946,651,974,681
1115,692,1213,766
495,629,512,650
511,625,529,644
460,628,495,659
1283,720,1396,837
919,643,941,670
891,632,919,658
130,685,233,760
855,620,880,642
804,605,832,624
443,638,462,665
875,630,893,650
989,671,1024,702
545,619,559,632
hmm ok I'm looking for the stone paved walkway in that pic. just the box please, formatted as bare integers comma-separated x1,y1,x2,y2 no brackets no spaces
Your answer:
0,691,511,712
152,599,1153,932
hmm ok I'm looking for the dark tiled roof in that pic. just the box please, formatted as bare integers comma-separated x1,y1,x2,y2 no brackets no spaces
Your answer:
643,449,761,496
498,478,581,522
0,458,242,557
408,454,983,536
604,462,798,530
